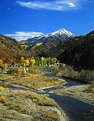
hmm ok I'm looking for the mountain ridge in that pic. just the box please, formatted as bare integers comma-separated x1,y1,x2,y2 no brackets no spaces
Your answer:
0,34,30,63
1,29,94,69
20,28,75,46
27,30,94,70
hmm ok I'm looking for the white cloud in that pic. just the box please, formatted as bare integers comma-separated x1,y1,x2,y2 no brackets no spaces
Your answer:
68,3,76,7
16,0,78,11
5,32,44,41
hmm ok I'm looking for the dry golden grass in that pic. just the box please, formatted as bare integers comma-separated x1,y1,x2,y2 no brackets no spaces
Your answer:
0,90,57,114
54,88,66,94
11,91,57,107
37,96,57,107
0,67,63,120
9,104,23,112
38,109,58,120
9,74,64,89
0,76,10,81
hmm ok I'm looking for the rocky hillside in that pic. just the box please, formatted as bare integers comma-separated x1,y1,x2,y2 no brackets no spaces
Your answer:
27,38,64,57
0,34,30,63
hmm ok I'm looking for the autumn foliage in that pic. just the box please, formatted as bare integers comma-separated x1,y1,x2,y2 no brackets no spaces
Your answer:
30,58,36,66
0,59,3,66
17,69,23,76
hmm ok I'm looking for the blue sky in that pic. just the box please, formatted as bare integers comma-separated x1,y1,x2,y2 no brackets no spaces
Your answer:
0,0,94,40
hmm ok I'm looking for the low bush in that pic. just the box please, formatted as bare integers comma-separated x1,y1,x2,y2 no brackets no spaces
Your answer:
0,95,9,105
85,86,94,93
0,86,5,92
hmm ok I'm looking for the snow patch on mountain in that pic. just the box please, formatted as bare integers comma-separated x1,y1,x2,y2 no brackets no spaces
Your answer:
5,32,44,41
5,28,75,41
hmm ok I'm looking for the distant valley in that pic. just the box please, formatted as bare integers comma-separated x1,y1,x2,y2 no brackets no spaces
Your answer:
1,28,94,69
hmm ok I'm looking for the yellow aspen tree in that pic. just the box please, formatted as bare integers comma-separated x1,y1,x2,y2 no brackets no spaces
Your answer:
20,57,25,64
0,59,4,73
30,58,35,66
24,59,30,67
41,57,46,65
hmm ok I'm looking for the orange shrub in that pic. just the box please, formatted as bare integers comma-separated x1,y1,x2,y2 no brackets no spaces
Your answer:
17,69,23,76
0,59,3,66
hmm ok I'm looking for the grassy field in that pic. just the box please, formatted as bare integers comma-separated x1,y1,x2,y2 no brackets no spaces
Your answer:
0,66,65,121
0,66,64,90
0,89,60,121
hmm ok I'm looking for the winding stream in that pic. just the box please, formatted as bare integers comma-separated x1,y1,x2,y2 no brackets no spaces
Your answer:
42,71,94,121
8,71,94,121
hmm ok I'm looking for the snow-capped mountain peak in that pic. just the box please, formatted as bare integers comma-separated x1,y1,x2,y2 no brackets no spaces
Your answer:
5,28,75,41
50,28,75,37
17,28,75,46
